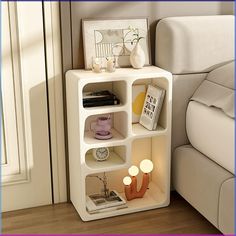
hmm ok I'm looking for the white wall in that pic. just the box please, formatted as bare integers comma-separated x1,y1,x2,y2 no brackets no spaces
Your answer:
60,1,234,70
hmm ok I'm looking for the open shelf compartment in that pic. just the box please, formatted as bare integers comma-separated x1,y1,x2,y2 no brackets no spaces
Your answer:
82,80,127,109
85,145,127,171
84,112,128,145
131,77,169,136
84,136,170,216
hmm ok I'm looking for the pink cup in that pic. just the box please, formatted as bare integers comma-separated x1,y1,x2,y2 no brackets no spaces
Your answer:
90,116,112,140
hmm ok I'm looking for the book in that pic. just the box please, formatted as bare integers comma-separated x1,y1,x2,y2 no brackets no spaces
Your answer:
139,85,165,131
83,90,116,102
83,98,120,107
88,204,128,214
83,90,120,107
86,190,126,213
132,85,146,123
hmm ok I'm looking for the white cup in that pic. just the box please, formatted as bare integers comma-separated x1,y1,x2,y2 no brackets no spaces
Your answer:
92,57,102,73
106,57,116,73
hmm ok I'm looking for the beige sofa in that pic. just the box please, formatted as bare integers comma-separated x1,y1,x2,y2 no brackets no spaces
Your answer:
155,15,235,234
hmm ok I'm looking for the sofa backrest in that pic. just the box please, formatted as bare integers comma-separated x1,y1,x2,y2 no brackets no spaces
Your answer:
155,15,235,152
156,15,234,74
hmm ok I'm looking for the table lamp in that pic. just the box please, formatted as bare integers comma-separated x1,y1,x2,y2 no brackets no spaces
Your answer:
123,159,153,200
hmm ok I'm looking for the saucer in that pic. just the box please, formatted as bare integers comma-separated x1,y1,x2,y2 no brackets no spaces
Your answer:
95,132,113,140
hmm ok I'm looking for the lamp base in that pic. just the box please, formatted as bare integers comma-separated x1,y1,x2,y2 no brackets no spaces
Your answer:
125,173,149,201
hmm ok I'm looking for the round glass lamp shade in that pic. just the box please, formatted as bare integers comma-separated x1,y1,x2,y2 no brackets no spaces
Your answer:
128,165,139,176
123,176,132,186
140,159,153,173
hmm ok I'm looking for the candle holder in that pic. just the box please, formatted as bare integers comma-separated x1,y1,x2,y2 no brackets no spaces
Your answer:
123,159,153,201
106,57,116,72
92,57,102,73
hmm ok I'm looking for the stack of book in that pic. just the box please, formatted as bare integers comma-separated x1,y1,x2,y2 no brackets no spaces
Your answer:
86,190,127,214
83,90,120,108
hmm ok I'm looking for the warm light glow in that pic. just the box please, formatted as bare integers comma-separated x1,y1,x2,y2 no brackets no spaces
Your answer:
140,159,153,173
123,176,132,185
128,165,139,176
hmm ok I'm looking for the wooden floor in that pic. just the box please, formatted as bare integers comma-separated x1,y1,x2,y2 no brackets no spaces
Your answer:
2,192,221,234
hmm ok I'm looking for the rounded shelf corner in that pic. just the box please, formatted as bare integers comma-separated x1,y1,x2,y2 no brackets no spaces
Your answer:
131,123,166,138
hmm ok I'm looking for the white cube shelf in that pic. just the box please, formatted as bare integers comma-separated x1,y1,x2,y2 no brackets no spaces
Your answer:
66,66,172,221
85,146,127,175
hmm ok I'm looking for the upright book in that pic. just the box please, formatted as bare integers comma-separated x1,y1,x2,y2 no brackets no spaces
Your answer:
139,85,165,131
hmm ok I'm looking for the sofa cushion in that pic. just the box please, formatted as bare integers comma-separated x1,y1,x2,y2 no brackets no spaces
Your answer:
186,101,234,174
191,61,234,118
207,61,234,90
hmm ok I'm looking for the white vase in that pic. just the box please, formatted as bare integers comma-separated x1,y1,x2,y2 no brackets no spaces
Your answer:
130,42,145,69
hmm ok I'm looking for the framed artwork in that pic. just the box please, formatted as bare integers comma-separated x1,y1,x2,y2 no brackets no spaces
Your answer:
82,18,150,69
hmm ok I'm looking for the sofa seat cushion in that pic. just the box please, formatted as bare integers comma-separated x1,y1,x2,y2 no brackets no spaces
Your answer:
186,101,234,174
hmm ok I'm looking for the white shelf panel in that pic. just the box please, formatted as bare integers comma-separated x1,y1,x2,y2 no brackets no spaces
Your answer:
83,104,126,117
85,151,125,171
84,128,126,145
67,66,171,84
132,123,166,138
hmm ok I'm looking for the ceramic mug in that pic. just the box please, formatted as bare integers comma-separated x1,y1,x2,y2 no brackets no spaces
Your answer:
90,116,112,140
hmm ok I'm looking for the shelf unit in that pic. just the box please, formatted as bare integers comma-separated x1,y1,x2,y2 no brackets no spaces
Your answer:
66,66,172,221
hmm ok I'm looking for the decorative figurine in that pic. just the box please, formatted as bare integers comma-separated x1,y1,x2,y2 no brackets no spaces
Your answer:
106,57,116,72
123,159,154,200
86,172,127,213
92,57,102,73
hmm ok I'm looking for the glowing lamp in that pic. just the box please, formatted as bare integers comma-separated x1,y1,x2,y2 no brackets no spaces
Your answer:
140,159,153,173
123,159,154,201
128,165,139,176
123,176,132,186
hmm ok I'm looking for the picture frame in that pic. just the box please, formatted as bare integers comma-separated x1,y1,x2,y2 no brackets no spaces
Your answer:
82,18,150,69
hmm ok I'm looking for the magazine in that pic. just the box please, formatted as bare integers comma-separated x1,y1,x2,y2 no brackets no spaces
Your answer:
86,190,127,213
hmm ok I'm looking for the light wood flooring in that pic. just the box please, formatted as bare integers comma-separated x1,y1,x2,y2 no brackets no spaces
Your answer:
2,192,221,234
